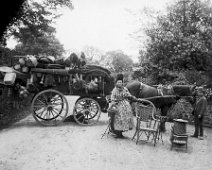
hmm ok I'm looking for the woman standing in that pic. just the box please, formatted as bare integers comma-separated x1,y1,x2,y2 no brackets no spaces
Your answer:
108,74,136,138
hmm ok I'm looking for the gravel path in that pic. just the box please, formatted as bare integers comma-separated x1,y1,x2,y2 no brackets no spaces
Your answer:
0,96,212,170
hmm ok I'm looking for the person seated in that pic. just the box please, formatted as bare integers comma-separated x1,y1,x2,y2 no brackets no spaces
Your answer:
87,79,98,92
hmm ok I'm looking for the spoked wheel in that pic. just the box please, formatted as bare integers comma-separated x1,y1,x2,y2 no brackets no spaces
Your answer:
73,97,101,125
31,89,68,126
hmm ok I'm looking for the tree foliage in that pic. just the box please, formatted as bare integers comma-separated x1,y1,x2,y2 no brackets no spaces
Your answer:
82,46,103,64
138,0,212,84
0,47,15,66
102,50,134,72
5,0,73,57
0,0,26,43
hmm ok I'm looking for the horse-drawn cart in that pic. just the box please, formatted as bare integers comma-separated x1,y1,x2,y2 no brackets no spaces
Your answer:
28,64,114,126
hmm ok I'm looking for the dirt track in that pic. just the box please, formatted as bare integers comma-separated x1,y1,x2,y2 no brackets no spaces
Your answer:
0,96,212,170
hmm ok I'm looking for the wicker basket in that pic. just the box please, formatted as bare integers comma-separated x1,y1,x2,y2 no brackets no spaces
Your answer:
137,104,154,120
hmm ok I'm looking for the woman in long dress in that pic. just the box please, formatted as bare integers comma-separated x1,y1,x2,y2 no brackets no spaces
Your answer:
109,74,136,138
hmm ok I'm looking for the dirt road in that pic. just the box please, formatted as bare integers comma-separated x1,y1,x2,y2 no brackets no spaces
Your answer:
0,96,212,170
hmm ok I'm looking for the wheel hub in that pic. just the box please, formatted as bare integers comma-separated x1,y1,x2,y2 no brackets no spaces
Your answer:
47,105,53,111
84,110,89,115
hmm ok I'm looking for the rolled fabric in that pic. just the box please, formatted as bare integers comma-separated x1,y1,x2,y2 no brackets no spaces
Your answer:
13,64,21,71
25,55,38,67
3,72,16,85
21,66,29,73
31,68,69,75
19,58,26,66
47,56,55,63
55,58,64,65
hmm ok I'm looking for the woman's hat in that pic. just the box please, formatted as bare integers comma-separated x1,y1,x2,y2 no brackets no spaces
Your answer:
116,73,124,82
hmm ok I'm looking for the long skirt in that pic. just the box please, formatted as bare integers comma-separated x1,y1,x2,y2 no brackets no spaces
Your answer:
110,100,134,132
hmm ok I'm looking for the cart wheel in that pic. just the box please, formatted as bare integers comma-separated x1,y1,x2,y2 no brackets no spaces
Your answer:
73,97,101,125
31,89,68,126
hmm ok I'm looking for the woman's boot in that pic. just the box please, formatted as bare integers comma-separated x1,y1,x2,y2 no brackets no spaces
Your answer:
115,131,124,138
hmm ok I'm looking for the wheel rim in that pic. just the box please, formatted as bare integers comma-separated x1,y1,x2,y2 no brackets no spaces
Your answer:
31,89,68,126
73,98,101,125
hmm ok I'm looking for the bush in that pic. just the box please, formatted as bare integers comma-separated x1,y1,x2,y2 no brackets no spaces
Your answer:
0,90,32,130
167,99,194,122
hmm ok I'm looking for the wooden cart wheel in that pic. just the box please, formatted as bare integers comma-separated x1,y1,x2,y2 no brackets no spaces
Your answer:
73,97,101,125
31,89,68,126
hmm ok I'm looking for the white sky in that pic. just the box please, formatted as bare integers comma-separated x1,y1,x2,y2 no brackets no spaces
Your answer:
55,0,172,62
7,0,172,62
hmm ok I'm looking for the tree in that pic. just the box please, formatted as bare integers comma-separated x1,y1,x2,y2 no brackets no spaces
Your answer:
14,35,65,57
145,0,212,71
103,50,133,72
0,0,25,43
135,0,212,84
1,0,73,44
5,0,73,57
82,46,104,64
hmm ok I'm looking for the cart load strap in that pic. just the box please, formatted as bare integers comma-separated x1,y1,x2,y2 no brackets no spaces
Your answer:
31,68,69,75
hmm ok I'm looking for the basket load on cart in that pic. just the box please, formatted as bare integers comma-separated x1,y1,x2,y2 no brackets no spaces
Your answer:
12,52,86,73
0,66,29,99
7,53,114,126
28,63,114,126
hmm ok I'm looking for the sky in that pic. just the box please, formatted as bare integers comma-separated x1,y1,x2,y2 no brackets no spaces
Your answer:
54,0,172,62
7,0,172,62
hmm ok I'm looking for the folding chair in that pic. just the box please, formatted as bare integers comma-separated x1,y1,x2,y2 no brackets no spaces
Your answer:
101,115,112,138
132,99,159,146
101,95,113,139
101,109,117,138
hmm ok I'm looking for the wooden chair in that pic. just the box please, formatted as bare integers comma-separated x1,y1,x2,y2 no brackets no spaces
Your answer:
170,119,188,152
132,99,159,146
